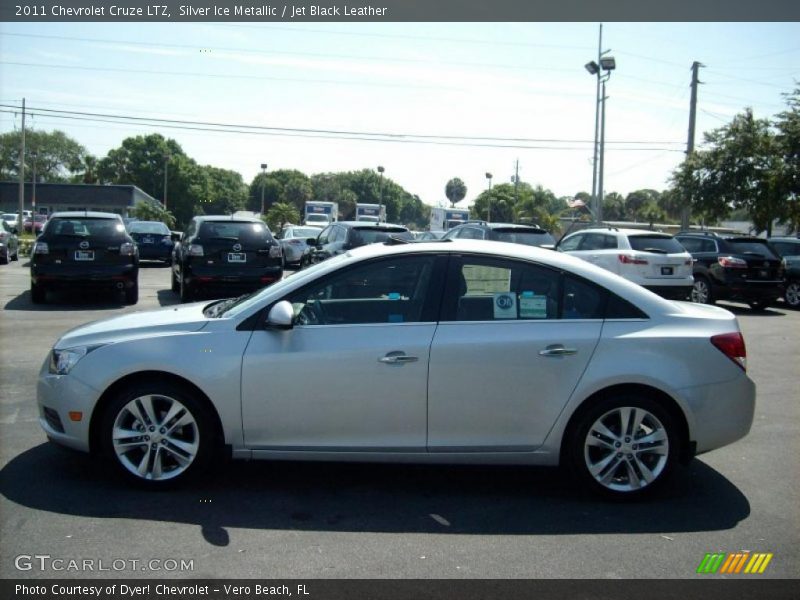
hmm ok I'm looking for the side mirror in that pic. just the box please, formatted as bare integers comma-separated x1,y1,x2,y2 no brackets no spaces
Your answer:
306,237,318,247
266,300,294,329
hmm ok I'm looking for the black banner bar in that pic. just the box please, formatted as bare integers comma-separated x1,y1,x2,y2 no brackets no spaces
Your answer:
2,579,799,600
2,0,800,22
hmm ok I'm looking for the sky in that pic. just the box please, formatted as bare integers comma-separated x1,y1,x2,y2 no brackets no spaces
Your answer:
1,21,799,208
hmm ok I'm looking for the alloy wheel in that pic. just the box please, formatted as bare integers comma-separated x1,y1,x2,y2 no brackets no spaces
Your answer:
786,281,800,308
691,279,711,304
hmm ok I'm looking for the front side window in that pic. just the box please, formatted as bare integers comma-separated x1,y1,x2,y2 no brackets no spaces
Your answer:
558,234,583,251
286,255,437,325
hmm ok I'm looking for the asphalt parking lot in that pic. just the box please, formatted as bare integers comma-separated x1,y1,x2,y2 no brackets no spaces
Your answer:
0,259,798,579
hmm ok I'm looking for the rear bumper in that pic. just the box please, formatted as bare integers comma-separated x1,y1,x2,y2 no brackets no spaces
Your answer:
713,278,783,302
184,265,283,294
137,244,173,260
31,264,138,289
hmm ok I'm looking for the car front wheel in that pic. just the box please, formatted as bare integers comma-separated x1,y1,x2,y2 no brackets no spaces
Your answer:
568,395,679,499
100,382,217,487
784,281,800,309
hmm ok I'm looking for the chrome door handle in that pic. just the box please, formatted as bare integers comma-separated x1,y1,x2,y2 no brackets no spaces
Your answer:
379,352,419,364
539,346,578,357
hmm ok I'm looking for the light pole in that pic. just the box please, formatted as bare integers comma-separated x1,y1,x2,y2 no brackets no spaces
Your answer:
377,165,385,220
163,154,170,211
260,163,268,215
585,33,615,225
31,151,38,224
485,172,493,221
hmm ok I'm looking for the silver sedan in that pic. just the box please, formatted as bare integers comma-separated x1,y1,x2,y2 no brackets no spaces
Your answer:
37,240,755,498
278,225,322,267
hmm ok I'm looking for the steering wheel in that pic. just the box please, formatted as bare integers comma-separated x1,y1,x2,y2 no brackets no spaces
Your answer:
296,300,324,326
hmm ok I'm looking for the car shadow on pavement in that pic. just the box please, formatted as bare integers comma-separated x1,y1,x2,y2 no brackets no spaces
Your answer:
156,289,182,307
4,290,128,311
0,443,750,547
715,302,787,317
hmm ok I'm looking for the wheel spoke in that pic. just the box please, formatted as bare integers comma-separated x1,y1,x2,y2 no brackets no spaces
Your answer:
159,400,184,428
598,457,623,484
162,442,194,466
586,435,616,451
136,446,152,477
624,459,642,488
113,427,143,442
151,447,163,479
589,452,619,477
138,395,159,427
637,428,667,446
589,421,620,443
633,456,656,484
165,413,194,436
618,407,634,437
164,436,198,457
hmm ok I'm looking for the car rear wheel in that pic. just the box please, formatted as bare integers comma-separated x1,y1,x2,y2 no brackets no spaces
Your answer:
0,250,7,265
30,282,46,304
125,282,139,305
171,267,180,293
784,281,800,309
567,395,679,499
691,276,713,304
100,381,217,487
11,248,19,261
179,274,193,303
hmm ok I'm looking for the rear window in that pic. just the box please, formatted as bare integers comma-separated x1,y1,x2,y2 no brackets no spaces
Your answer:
286,227,322,239
492,228,555,246
128,221,170,235
770,241,800,258
46,217,125,238
727,239,779,259
198,221,272,241
352,228,413,244
628,235,686,254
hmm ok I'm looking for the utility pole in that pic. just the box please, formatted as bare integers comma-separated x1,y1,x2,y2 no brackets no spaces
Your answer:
591,24,602,226
17,98,26,233
513,159,520,205
681,61,703,231
597,80,608,225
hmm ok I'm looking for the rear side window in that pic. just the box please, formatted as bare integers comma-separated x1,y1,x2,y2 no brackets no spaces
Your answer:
47,218,124,238
628,235,686,254
727,239,779,259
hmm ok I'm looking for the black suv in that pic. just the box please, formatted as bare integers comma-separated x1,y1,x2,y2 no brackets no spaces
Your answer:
675,231,784,310
303,221,414,267
442,221,556,248
30,211,139,304
171,215,283,302
768,237,800,309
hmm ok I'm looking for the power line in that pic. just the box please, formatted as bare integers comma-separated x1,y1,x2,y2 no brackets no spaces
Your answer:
0,103,686,146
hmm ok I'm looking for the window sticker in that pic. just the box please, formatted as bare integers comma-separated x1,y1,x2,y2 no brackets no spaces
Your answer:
493,292,517,319
387,292,401,300
519,292,548,319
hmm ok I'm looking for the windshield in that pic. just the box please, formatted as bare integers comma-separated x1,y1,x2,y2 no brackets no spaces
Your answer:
352,228,413,245
305,214,329,224
285,227,321,239
628,235,686,254
128,221,170,235
728,240,779,259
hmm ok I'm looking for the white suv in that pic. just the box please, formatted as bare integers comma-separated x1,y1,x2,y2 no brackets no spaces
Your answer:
557,228,693,300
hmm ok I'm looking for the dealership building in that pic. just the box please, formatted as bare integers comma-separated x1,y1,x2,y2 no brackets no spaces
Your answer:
0,181,159,216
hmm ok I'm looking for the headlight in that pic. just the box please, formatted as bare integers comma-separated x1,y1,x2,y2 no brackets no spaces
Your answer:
49,345,103,375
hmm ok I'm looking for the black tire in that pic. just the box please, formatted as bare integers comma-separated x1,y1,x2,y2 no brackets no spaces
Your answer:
31,282,46,304
179,274,194,303
691,276,714,305
125,282,139,305
0,251,7,265
11,248,19,261
99,380,219,488
566,394,681,500
171,267,180,293
785,281,800,309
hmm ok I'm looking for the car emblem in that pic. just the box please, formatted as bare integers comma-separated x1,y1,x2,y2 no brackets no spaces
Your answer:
79,241,89,250
233,243,242,252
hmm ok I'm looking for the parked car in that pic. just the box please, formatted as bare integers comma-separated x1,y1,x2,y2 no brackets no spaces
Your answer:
37,240,755,499
675,232,784,310
0,219,20,263
557,228,693,300
303,221,414,267
24,214,48,234
30,211,139,304
442,221,556,248
2,213,20,232
126,220,174,263
277,225,322,267
768,236,800,309
171,215,283,302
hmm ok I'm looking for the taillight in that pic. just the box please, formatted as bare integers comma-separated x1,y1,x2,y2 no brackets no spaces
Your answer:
711,332,747,371
718,256,747,269
188,244,204,257
269,245,282,258
34,242,49,254
120,242,136,256
161,235,172,244
684,259,694,266
619,254,648,265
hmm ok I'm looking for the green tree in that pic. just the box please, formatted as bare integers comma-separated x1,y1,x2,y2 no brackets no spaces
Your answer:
265,202,300,232
625,189,661,222
129,201,176,229
445,177,467,207
602,192,627,221
0,129,88,182
774,86,800,233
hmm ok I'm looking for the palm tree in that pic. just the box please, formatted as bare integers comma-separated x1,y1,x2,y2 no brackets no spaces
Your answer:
445,178,467,207
266,202,300,231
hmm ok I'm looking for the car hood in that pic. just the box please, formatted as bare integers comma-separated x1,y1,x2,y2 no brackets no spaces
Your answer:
55,302,211,349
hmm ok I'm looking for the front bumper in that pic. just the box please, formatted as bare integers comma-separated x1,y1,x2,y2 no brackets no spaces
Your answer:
37,367,99,453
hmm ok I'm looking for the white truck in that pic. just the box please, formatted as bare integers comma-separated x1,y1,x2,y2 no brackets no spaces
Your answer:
430,207,470,231
355,203,385,223
304,201,338,227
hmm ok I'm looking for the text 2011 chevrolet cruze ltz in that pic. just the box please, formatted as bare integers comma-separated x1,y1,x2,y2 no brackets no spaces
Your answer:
38,240,755,499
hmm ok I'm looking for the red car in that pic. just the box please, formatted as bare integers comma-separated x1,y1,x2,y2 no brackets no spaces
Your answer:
24,214,48,234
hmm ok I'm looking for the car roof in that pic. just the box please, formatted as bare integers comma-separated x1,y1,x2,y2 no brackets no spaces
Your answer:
49,211,122,220
571,227,673,237
768,236,800,242
335,221,409,230
193,215,264,224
